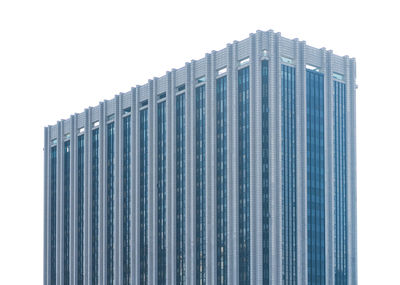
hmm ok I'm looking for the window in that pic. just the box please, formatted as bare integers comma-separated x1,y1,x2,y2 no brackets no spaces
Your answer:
176,84,185,92
196,76,206,84
262,49,268,56
306,64,320,72
238,66,250,284
140,100,148,108
239,57,250,66
107,114,115,121
158,92,166,100
281,56,293,64
306,69,325,285
217,67,227,75
333,72,344,81
123,107,131,115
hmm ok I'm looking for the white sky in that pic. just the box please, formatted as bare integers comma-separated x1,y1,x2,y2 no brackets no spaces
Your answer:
0,0,399,283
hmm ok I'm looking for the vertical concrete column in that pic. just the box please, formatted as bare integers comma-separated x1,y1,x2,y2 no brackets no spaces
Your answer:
324,50,335,285
268,30,282,285
100,101,107,285
346,57,358,285
169,70,177,285
70,115,77,284
57,120,64,285
184,62,193,284
44,127,50,285
226,43,235,285
205,51,216,285
129,87,137,285
232,41,240,285
132,87,140,285
151,78,159,285
252,30,264,284
211,51,217,285
148,79,156,285
85,108,91,285
189,60,197,285
115,95,122,285
295,39,307,285
165,71,172,285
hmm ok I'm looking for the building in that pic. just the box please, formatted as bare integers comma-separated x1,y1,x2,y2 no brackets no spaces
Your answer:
43,29,357,285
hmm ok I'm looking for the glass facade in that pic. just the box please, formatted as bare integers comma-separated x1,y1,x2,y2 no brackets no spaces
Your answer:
122,115,131,285
334,81,348,285
140,108,149,284
157,101,167,284
195,84,206,285
281,64,297,285
238,66,250,284
106,122,115,285
77,135,85,285
63,140,71,285
50,145,57,285
261,60,270,285
306,69,325,285
216,76,227,285
176,93,186,285
45,41,355,285
91,128,99,285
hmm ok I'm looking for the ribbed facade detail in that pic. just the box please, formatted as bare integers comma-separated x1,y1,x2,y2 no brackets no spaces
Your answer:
44,30,357,285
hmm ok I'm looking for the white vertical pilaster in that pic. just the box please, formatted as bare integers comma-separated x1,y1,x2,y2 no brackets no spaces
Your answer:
44,127,50,285
346,56,358,285
130,87,138,285
252,30,264,284
148,79,156,285
70,115,77,285
184,62,193,285
85,108,91,285
99,101,106,285
325,49,335,285
165,72,173,285
132,87,140,285
295,39,308,285
189,60,197,285
269,30,283,285
152,78,159,285
115,95,122,285
57,120,63,285
169,70,177,285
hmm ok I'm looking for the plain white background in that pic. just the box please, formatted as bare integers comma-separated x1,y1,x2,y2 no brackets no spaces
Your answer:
0,0,399,283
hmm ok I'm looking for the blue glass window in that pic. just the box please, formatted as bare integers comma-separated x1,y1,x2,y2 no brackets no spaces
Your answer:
77,135,85,285
140,108,149,284
158,101,167,284
91,128,99,285
307,69,325,285
50,145,57,285
63,140,70,285
106,122,115,285
238,66,250,284
176,93,186,285
334,81,348,285
196,84,206,285
123,116,131,285
216,76,227,285
281,64,297,284
261,60,270,285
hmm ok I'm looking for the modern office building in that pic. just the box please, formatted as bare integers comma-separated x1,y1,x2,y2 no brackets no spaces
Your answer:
44,29,357,285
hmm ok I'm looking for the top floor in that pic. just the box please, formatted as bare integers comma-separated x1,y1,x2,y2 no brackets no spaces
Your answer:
46,29,356,140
